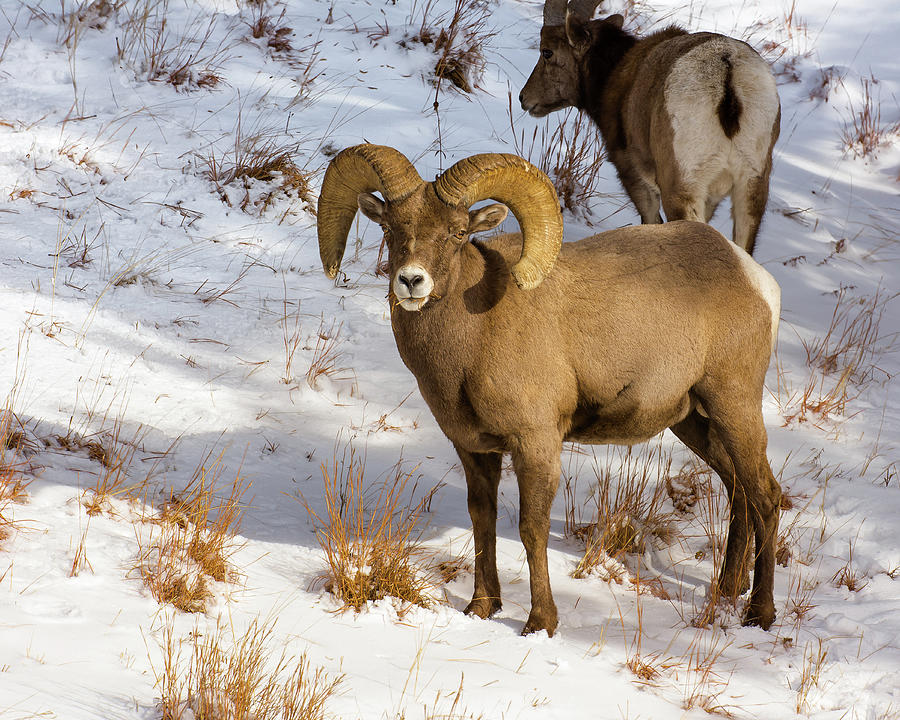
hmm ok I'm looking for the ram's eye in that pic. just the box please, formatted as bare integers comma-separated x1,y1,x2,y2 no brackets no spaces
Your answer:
541,48,553,60
454,229,467,239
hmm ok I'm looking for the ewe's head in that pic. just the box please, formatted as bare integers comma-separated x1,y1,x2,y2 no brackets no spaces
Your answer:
317,145,562,311
519,0,625,116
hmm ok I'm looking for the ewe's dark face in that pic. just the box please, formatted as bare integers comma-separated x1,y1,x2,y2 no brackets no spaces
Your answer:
520,26,582,117
358,186,507,312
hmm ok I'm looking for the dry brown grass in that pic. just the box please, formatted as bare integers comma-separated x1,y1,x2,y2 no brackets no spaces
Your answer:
154,613,342,720
405,0,494,94
0,408,31,544
776,286,896,429
689,473,729,628
795,638,828,714
136,451,250,612
509,98,607,215
831,540,868,593
116,0,232,90
306,317,355,392
198,123,315,218
280,281,304,385
840,75,900,159
81,422,148,516
302,444,441,614
572,442,676,579
677,632,735,717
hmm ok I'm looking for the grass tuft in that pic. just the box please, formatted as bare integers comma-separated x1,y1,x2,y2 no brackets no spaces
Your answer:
840,74,900,159
509,99,607,216
572,442,675,579
0,408,31,544
116,0,232,90
405,0,494,94
136,451,250,612
302,443,441,614
153,613,342,720
776,286,896,429
197,122,315,217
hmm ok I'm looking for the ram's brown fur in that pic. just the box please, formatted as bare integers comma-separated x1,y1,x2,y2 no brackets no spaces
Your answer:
318,147,782,637
520,5,780,255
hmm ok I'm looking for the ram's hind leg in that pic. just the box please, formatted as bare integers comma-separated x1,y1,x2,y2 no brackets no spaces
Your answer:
702,401,781,629
670,410,752,598
457,446,503,620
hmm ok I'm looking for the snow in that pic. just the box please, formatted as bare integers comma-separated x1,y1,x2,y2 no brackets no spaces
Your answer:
0,0,898,718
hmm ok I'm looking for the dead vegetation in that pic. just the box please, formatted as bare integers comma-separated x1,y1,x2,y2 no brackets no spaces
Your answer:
153,613,342,720
795,638,829,714
305,317,355,392
776,286,896,429
0,409,31,544
116,0,232,90
301,443,442,614
509,99,607,215
196,121,315,218
402,0,494,94
572,442,675,579
840,74,900,159
135,451,250,613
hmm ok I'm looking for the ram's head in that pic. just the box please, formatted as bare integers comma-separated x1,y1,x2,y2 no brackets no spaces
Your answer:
316,145,563,310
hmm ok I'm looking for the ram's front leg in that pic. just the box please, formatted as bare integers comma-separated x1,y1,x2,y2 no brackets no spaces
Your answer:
511,436,561,636
457,445,503,620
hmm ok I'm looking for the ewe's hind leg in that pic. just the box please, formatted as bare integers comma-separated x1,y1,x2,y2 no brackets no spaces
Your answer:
669,411,752,597
704,404,781,629
457,446,503,619
611,152,663,224
511,436,561,636
732,171,771,255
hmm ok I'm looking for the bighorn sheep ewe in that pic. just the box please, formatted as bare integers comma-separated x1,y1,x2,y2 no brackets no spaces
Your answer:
519,0,780,255
317,144,782,636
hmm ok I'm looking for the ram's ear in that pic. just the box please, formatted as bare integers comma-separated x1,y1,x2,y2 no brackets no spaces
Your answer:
468,203,508,233
357,192,385,223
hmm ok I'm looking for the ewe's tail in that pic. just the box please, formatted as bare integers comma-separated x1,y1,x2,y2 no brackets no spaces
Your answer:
717,53,743,139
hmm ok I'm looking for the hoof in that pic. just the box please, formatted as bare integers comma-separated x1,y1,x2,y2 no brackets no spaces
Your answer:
718,571,751,599
743,604,775,631
464,596,501,619
522,610,558,637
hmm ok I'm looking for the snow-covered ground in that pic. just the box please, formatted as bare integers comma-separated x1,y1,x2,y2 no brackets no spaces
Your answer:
0,0,898,717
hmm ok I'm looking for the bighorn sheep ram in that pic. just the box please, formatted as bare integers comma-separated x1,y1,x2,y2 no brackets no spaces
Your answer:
519,0,780,255
317,144,782,636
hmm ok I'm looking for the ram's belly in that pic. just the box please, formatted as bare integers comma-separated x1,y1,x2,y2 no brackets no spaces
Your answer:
565,388,695,446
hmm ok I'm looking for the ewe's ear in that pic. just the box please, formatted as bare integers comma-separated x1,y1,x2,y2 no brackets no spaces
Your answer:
565,14,592,54
358,192,385,223
468,203,508,234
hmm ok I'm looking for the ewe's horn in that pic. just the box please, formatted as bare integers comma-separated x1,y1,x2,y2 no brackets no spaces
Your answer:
317,144,423,279
542,0,567,26
434,154,563,290
566,0,602,21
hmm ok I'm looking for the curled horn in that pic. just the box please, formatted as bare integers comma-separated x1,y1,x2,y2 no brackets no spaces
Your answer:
566,0,602,21
434,154,563,290
542,0,567,26
317,144,423,278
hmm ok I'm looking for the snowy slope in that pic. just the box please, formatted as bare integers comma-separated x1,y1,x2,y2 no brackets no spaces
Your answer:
0,0,898,718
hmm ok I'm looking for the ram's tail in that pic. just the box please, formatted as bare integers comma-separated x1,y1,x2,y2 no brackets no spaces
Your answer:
717,53,743,139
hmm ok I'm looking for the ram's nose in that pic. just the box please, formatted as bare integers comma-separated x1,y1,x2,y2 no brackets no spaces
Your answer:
397,269,426,292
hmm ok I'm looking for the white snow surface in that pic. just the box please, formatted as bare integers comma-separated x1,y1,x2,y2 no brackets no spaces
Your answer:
0,0,898,718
